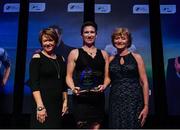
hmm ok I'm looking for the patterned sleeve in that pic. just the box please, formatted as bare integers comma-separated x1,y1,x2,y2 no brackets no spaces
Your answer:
0,48,11,68
29,58,41,92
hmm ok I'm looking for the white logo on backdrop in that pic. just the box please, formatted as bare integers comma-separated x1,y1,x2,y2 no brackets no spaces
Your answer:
67,3,111,13
95,4,111,13
67,3,84,12
3,3,46,13
4,3,19,12
133,4,176,14
29,3,46,12
133,5,149,14
160,5,176,14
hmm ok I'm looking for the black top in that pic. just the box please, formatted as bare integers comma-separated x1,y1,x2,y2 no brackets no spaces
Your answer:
29,52,67,128
74,48,105,90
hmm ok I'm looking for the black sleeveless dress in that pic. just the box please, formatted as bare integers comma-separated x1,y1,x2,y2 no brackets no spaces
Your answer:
109,53,144,128
72,48,105,123
29,52,67,128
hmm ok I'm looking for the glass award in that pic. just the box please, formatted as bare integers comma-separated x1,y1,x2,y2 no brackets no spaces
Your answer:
78,67,99,93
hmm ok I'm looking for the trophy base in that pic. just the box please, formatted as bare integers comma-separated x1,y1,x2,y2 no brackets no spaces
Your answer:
79,87,99,93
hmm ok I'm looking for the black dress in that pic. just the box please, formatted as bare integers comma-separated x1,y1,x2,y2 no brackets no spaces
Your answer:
109,53,144,128
72,48,105,127
29,52,67,128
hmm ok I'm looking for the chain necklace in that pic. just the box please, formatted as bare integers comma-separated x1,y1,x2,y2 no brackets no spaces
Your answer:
41,51,61,79
49,58,61,79
82,46,97,57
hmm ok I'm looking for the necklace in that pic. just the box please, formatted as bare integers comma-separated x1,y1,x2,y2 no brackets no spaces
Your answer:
49,58,61,79
42,51,61,79
89,52,93,55
82,46,97,57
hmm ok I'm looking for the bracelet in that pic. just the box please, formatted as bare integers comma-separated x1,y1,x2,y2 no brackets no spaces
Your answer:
144,104,149,106
37,106,45,111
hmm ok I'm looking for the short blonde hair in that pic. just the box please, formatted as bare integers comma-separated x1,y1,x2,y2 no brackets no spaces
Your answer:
111,27,132,48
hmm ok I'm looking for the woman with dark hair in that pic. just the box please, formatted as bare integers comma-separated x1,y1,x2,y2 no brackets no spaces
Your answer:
109,27,149,128
66,21,109,129
29,28,68,128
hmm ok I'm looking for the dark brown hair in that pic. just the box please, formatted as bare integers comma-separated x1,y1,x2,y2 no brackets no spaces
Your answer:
81,21,98,35
39,28,59,45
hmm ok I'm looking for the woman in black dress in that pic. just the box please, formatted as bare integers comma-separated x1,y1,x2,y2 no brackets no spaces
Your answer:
66,21,110,129
109,27,149,128
29,28,68,128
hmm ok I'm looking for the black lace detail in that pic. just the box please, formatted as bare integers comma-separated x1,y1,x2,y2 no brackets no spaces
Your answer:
109,53,144,128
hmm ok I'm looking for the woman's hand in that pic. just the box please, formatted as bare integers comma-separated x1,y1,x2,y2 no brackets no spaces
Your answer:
62,101,68,116
138,105,148,127
72,87,80,95
36,107,47,123
97,84,106,92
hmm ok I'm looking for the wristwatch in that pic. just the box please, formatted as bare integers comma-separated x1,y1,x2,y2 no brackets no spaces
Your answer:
37,106,45,111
